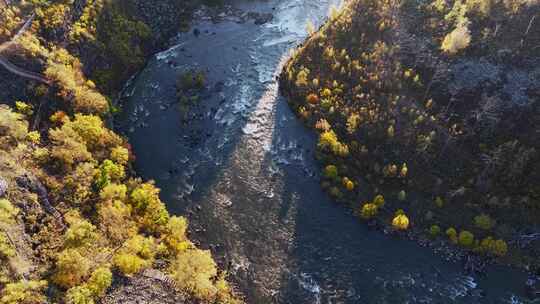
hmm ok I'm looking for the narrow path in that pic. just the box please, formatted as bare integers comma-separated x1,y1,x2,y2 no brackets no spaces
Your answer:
0,56,51,85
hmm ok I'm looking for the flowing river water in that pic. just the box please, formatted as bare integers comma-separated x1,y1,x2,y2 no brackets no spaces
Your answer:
117,0,533,303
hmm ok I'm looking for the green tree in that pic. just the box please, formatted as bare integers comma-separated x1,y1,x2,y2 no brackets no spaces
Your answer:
54,249,91,288
129,182,169,233
360,203,378,219
164,216,190,255
429,225,441,237
474,214,495,230
0,280,47,304
169,249,218,300
65,286,94,304
458,230,474,247
113,253,147,275
87,267,112,297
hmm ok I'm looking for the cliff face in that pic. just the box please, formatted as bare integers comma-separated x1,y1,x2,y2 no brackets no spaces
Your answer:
280,0,540,269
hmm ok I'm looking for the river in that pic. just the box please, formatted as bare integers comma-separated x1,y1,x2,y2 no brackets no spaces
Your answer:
117,0,533,303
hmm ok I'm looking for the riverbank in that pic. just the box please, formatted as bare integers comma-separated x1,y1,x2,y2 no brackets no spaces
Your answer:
279,0,540,282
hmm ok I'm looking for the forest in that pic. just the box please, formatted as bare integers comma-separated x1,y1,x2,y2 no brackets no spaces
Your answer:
281,0,540,270
0,0,240,303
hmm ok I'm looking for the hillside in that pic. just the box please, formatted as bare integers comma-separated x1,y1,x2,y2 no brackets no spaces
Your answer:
280,0,540,270
0,1,241,303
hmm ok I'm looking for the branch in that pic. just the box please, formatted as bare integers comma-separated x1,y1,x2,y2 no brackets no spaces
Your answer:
521,15,537,48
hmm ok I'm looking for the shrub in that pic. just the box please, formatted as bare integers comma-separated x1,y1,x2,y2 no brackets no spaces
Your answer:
373,194,385,208
306,93,320,104
429,225,441,237
113,253,147,275
26,131,41,144
446,227,458,244
49,124,92,171
0,105,29,144
68,115,121,152
492,239,508,257
392,214,410,230
14,101,33,116
329,186,342,198
110,146,129,165
0,199,18,223
164,216,190,255
399,163,408,178
97,200,137,244
295,68,310,87
458,230,474,247
474,214,495,230
346,114,360,134
360,203,378,219
45,61,109,114
0,280,47,304
321,88,332,98
169,249,218,300
64,218,98,248
434,196,444,208
177,71,206,91
323,165,338,179
214,272,242,304
441,22,471,55
64,162,98,205
53,249,91,288
87,267,112,297
0,231,15,258
480,237,508,257
123,235,157,261
318,130,349,156
129,182,169,233
50,111,69,124
65,286,94,304
342,177,355,191
387,125,395,138
397,190,407,201
95,159,125,189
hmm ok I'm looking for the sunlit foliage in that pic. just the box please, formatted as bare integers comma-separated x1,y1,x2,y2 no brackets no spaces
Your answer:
392,214,410,230
0,280,47,304
169,249,218,299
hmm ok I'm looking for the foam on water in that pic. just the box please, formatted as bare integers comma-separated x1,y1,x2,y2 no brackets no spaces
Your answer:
298,272,322,304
